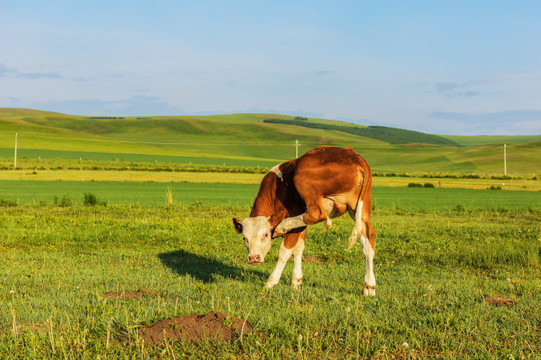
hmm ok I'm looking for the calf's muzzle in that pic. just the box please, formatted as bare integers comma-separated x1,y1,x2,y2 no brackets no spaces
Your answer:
248,254,261,264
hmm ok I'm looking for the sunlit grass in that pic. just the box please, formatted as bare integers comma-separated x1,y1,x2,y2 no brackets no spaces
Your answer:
1,203,540,358
2,108,541,174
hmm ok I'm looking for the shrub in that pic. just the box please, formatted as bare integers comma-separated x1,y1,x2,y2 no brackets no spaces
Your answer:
408,183,423,188
83,193,97,205
423,182,435,188
83,193,107,206
0,198,17,207
54,195,72,207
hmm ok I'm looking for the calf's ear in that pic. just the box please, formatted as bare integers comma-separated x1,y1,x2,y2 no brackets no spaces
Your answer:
232,218,243,233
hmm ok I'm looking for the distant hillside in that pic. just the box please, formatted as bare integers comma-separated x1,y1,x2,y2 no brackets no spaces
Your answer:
441,134,541,146
263,118,459,146
1,108,541,175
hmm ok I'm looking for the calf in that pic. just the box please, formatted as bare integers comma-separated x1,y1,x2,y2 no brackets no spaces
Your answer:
233,146,376,295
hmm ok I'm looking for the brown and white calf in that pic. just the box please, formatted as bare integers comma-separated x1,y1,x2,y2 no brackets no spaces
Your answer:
232,146,377,295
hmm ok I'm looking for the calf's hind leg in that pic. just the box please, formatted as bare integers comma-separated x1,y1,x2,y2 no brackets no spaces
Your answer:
347,200,376,296
274,197,328,237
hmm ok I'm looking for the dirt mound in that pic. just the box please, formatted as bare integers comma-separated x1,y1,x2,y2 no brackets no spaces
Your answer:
482,296,516,307
104,287,159,300
304,256,324,264
137,311,253,345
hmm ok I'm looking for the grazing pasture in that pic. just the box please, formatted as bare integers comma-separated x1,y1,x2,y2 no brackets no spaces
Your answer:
1,108,540,357
2,108,541,174
1,187,540,358
2,179,541,209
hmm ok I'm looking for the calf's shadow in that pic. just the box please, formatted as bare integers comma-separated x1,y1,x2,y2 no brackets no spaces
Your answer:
158,249,266,283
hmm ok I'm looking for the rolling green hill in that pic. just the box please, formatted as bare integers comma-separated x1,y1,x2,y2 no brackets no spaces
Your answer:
1,108,540,175
263,118,460,146
441,134,541,146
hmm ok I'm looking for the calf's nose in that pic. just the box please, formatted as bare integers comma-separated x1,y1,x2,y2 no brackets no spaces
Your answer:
248,254,261,264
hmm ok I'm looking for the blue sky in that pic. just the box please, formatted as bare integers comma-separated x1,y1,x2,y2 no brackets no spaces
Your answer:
1,0,541,135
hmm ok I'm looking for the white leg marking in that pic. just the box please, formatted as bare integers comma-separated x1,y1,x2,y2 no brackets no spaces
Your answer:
360,234,376,296
274,214,306,237
265,241,292,288
325,217,332,231
347,200,363,251
291,236,305,288
347,199,376,296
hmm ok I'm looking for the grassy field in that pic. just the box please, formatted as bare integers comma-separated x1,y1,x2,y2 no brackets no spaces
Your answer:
0,180,259,207
1,200,540,358
2,179,541,209
2,108,541,174
0,148,280,168
1,108,541,358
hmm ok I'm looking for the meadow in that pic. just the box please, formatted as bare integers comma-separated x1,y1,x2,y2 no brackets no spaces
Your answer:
2,179,541,209
1,184,540,359
1,108,541,358
2,108,541,175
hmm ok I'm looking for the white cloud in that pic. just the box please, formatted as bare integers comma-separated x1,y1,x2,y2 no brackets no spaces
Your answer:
30,96,182,116
431,110,541,135
0,63,64,79
478,72,541,83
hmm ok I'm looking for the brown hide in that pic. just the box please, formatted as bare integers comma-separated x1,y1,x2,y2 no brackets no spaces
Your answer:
233,146,376,293
293,146,374,248
250,159,307,235
243,146,374,248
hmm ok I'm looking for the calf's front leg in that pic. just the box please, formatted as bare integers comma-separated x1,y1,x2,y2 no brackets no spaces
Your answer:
265,232,305,288
265,241,292,288
291,233,305,288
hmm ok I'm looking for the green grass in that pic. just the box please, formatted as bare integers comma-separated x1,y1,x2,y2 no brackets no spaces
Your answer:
2,180,541,209
0,148,279,167
263,118,460,146
2,108,541,358
2,108,541,174
442,134,541,146
1,202,540,358
0,180,259,207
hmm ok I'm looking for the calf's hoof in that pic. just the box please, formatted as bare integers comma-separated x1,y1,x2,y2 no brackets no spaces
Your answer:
291,277,303,289
363,284,376,296
273,224,287,238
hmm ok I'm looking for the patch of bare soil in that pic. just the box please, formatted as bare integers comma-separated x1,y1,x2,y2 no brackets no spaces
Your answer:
104,287,159,300
11,323,44,335
482,296,516,307
303,256,324,264
137,311,253,345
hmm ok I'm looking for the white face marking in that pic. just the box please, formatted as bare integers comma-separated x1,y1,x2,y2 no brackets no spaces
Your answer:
240,216,272,263
269,164,283,181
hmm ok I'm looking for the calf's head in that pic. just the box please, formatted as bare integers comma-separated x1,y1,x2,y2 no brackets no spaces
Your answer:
233,216,272,265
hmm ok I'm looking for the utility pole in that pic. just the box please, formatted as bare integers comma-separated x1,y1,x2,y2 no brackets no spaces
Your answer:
14,133,18,169
295,139,299,158
504,144,507,176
